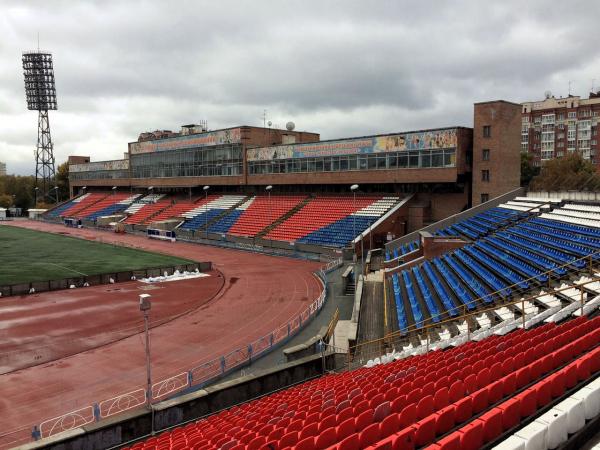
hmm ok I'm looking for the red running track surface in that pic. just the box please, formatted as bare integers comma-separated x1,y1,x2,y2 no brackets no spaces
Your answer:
0,221,323,447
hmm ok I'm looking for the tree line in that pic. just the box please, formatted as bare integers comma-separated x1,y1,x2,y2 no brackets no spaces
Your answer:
0,162,69,210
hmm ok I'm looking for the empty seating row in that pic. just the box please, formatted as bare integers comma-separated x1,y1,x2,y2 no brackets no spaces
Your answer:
123,316,600,450
267,196,399,248
212,195,307,236
123,200,173,225
80,193,140,221
180,195,248,231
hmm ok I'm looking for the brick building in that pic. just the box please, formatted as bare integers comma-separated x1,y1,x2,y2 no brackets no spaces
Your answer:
67,100,521,231
521,92,600,166
472,100,522,206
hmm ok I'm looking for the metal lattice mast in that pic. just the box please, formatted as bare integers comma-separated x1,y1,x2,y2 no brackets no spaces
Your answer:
36,110,56,202
22,51,58,204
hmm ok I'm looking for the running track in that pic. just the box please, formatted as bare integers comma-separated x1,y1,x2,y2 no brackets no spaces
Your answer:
0,221,322,447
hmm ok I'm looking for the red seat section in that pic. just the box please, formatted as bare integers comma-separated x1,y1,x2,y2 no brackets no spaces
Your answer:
76,193,135,219
265,195,387,242
147,200,204,224
123,199,172,225
227,195,307,237
123,316,600,450
62,192,108,217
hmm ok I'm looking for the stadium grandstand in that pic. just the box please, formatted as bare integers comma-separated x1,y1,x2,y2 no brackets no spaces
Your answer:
5,98,599,450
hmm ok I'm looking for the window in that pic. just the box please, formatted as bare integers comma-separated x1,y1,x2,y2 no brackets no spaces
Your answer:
482,149,490,161
483,125,491,138
568,111,576,119
481,170,490,182
480,193,489,203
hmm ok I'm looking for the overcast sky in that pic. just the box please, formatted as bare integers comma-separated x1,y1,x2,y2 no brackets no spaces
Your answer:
1,1,600,175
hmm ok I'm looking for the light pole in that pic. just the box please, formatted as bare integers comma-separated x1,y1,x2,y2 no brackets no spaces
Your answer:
139,294,152,408
112,186,117,195
82,186,87,196
53,186,59,204
350,184,359,271
203,185,210,239
34,187,39,207
266,185,272,250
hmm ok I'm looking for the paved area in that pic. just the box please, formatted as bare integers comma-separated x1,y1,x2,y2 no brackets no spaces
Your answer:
0,221,322,448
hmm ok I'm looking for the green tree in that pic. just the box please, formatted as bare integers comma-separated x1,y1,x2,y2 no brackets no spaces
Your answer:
55,161,70,202
520,152,540,186
0,194,13,208
530,152,600,192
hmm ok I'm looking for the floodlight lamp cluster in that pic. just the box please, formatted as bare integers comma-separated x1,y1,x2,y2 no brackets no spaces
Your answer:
22,52,57,111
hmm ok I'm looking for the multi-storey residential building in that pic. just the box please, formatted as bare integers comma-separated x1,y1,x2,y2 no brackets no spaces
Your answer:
521,92,600,166
0,161,6,176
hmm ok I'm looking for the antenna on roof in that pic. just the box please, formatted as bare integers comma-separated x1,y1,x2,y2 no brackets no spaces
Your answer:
592,79,596,93
568,80,572,96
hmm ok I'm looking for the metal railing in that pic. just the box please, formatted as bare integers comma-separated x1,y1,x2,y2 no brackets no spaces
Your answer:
349,250,600,368
7,257,342,446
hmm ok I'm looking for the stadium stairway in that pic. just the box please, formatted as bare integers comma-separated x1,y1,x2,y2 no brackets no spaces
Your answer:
387,206,600,334
256,196,313,239
122,315,600,450
62,192,109,218
179,195,248,231
45,193,87,218
265,195,400,248
123,199,173,225
80,193,140,221
212,195,309,237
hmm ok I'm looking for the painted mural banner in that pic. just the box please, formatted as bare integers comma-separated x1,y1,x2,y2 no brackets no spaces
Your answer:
247,128,457,161
70,159,130,173
129,128,242,155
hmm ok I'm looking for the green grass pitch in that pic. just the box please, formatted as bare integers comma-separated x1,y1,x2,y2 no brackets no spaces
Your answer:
0,225,194,285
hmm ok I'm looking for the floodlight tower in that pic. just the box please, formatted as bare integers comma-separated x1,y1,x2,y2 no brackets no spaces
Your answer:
22,51,58,204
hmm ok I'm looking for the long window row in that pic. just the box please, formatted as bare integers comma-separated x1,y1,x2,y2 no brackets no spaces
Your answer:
248,148,456,175
130,144,243,178
69,170,130,181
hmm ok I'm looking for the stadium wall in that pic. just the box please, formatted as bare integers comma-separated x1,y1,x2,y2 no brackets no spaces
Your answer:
384,186,525,252
22,353,342,450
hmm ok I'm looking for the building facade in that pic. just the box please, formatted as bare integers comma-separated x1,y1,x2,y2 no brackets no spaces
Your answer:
68,100,521,219
0,161,6,176
521,92,600,166
472,100,522,206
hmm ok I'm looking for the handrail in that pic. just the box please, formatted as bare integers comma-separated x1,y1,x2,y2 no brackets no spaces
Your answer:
17,258,343,444
352,249,599,358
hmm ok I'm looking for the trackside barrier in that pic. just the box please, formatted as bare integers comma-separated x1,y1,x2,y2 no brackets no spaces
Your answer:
38,406,95,440
24,259,341,443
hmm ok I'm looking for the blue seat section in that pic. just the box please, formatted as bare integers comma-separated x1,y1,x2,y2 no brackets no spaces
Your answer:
409,241,418,251
402,271,424,328
180,209,227,231
385,250,391,261
422,261,457,317
475,240,548,283
461,219,489,235
454,249,510,299
412,266,441,323
391,274,408,333
47,200,77,217
85,203,128,221
486,236,567,276
516,224,600,259
433,257,476,310
208,210,244,233
499,229,588,268
518,222,600,250
451,224,478,239
297,215,377,247
393,247,399,259
531,217,600,238
443,254,495,304
464,244,530,288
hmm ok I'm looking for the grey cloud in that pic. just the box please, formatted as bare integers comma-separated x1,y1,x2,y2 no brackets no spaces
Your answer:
1,0,600,175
